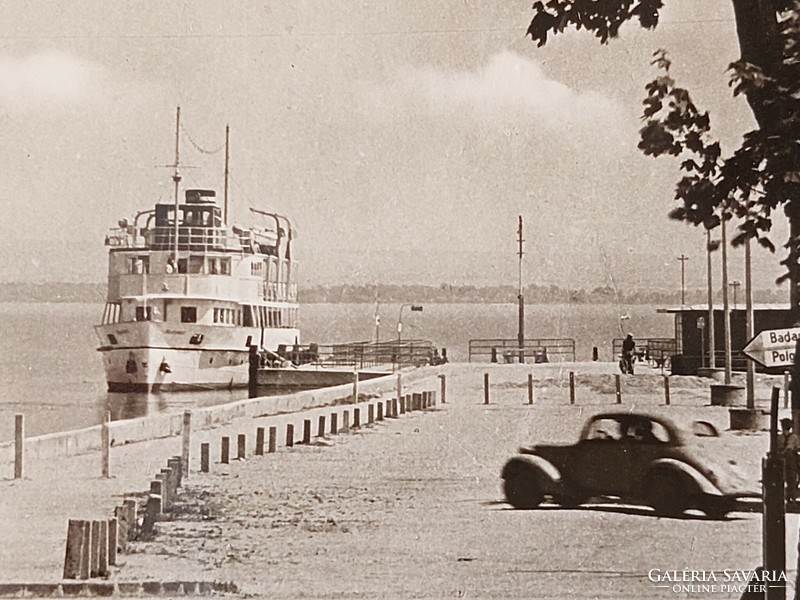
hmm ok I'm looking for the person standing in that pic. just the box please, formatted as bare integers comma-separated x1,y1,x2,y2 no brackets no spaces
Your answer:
621,334,636,375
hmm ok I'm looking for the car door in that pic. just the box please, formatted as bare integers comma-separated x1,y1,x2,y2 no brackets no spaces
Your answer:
564,416,632,496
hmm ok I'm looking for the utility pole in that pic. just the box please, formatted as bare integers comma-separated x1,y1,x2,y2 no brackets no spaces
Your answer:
517,216,525,364
706,230,716,369
721,219,732,386
745,240,755,409
677,254,689,306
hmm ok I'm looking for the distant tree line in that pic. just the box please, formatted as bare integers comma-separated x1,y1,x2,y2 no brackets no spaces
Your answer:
0,281,788,305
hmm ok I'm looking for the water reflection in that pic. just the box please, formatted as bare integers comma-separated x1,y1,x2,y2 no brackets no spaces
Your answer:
102,389,248,422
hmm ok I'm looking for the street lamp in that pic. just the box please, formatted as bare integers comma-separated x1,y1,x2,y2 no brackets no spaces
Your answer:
397,304,423,342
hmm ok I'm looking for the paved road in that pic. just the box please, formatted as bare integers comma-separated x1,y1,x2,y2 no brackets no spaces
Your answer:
118,367,786,599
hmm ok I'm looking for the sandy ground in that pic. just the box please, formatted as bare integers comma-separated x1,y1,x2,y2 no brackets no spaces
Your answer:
85,363,794,599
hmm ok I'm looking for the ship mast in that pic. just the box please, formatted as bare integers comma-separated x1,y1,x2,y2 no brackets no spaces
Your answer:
224,124,230,225
172,106,182,260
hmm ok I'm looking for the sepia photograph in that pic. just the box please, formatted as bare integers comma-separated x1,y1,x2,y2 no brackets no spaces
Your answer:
1,1,800,598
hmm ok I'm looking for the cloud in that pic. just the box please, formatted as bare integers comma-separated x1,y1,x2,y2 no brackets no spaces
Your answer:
382,50,624,128
0,51,102,107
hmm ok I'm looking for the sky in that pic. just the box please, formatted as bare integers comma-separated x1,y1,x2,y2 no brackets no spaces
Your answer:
0,0,789,295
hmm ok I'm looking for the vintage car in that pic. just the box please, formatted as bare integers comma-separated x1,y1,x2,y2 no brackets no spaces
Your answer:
501,411,757,519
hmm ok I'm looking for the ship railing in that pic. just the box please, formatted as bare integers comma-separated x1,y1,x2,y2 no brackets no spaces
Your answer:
271,339,436,370
143,226,244,252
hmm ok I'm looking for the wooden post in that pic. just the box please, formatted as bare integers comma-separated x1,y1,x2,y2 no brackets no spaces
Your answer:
664,376,671,406
392,398,398,417
343,410,350,432
268,426,277,453
368,404,374,424
63,519,85,579
237,434,246,459
439,373,446,404
286,423,295,447
303,419,312,444
108,517,118,567
168,456,182,488
400,396,406,414
248,344,259,399
354,408,361,428
318,415,326,437
330,413,338,434
221,437,230,464
763,387,786,600
140,493,160,538
122,499,137,543
90,520,101,577
528,373,534,405
615,374,622,404
421,392,428,410
79,520,91,579
14,414,23,479
200,443,210,472
114,506,129,553
98,520,109,577
101,410,110,479
181,410,191,479
377,402,384,421
256,427,265,455
156,472,170,511
484,373,490,405
396,372,402,409
353,369,359,404
569,371,575,405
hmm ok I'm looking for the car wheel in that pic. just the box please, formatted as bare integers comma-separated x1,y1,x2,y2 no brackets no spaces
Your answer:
555,493,584,509
699,497,731,520
504,473,544,510
645,471,688,517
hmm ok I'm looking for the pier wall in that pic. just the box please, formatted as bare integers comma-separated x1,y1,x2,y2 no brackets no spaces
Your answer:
0,367,437,465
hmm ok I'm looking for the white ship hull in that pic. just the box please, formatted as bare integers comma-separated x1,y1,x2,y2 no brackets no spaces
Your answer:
96,321,299,392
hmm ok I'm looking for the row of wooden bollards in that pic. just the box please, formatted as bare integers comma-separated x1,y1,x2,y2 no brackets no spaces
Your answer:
199,389,439,472
481,372,673,406
62,455,182,579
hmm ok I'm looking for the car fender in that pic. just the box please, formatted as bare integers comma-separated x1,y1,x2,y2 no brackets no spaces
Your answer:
501,455,563,494
647,458,722,496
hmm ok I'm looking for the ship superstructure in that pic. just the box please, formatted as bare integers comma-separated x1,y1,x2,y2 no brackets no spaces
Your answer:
95,112,299,392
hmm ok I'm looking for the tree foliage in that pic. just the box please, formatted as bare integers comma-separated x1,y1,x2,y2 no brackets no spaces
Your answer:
527,0,800,289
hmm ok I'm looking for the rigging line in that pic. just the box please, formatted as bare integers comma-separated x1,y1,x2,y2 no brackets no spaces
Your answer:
179,121,226,156
593,233,627,337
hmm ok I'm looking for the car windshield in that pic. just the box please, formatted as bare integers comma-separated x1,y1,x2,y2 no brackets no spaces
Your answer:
585,418,623,440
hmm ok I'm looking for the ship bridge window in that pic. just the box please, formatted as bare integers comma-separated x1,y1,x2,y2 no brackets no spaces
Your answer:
220,258,231,275
135,306,152,321
242,305,255,327
129,256,150,274
177,258,188,274
102,302,121,324
181,307,197,323
213,307,236,324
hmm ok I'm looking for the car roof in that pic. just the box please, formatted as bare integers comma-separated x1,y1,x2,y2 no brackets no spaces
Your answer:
583,411,686,441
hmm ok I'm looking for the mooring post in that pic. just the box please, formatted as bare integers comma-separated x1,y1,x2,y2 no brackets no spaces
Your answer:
256,427,265,455
63,519,85,579
318,415,326,437
237,434,246,459
181,410,191,478
663,376,671,406
200,443,210,472
79,520,91,579
368,404,374,424
101,410,111,479
592,346,599,361
268,426,277,453
353,408,361,428
343,410,350,432
108,517,118,567
14,413,23,479
399,396,406,414
90,520,101,577
331,413,338,434
569,372,576,405
392,398,398,417
98,520,109,577
615,374,622,404
248,344,259,399
303,419,312,444
377,402,384,421
439,373,446,404
221,437,230,464
484,373,490,405
168,456,182,488
286,423,295,447
528,373,534,405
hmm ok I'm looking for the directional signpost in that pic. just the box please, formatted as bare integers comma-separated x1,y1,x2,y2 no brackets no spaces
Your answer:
742,327,800,369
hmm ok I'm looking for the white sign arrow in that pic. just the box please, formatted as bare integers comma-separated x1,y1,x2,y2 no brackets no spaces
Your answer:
742,327,800,368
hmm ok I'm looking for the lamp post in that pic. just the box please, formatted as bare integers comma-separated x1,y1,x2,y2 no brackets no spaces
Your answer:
397,304,423,342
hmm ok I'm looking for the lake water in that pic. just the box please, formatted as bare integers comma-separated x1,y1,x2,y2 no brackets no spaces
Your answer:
0,302,673,441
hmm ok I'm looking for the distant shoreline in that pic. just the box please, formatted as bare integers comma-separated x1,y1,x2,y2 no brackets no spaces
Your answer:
0,281,788,305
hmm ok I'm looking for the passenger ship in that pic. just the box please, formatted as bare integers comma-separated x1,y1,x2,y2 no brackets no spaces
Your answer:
95,112,299,392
